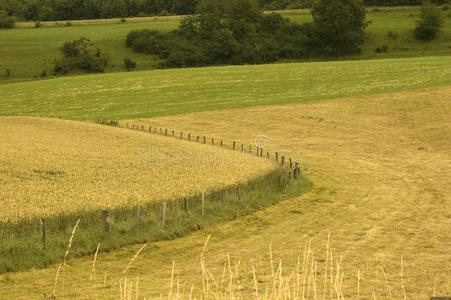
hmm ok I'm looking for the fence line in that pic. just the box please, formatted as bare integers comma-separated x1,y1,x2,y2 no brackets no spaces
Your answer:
103,120,303,177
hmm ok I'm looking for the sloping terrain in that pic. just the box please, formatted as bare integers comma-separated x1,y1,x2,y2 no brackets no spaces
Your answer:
0,117,274,221
1,56,451,120
1,86,449,298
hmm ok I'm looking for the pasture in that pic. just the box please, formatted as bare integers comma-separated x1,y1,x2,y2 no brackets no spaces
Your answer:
1,56,451,120
1,6,451,81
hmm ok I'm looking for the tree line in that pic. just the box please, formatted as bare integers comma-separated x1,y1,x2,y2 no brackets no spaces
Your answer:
126,0,368,68
0,0,448,22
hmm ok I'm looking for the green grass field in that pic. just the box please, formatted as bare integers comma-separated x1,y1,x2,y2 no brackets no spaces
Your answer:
1,56,451,120
0,6,450,81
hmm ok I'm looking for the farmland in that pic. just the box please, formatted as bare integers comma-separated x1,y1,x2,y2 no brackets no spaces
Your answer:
1,6,451,81
1,56,451,120
0,3,450,299
0,85,449,298
0,117,275,221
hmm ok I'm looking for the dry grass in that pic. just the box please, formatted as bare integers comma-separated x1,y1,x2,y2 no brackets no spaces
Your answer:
0,86,450,298
0,117,275,221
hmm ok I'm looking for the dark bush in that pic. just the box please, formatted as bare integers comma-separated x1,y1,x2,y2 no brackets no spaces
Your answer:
375,44,389,53
123,57,136,70
0,10,15,28
415,0,443,40
126,0,313,68
387,30,399,39
54,37,109,74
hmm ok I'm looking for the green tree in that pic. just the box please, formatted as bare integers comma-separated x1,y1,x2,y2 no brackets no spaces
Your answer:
54,37,109,74
0,9,15,28
311,0,369,56
414,0,443,40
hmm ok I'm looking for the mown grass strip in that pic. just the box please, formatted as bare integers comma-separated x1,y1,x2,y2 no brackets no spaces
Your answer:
0,168,311,273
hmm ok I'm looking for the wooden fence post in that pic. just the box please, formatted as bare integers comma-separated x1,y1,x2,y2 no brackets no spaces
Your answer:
137,205,141,226
290,158,293,169
211,138,214,145
160,128,162,134
103,210,111,232
275,152,279,164
203,136,206,144
41,219,46,250
220,140,223,147
141,125,144,131
165,129,168,135
233,141,236,150
281,156,285,166
188,133,191,141
149,126,152,133
162,202,167,226
180,132,183,139
294,163,299,179
172,130,174,136
197,136,200,143
241,144,244,152
201,192,205,216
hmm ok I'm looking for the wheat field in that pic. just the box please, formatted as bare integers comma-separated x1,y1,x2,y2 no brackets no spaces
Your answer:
0,117,275,222
1,86,450,298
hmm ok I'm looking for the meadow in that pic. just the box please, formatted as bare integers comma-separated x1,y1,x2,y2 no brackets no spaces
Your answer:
1,56,451,120
1,6,451,81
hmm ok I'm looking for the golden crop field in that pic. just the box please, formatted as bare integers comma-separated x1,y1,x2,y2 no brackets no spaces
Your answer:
2,86,448,299
0,117,275,222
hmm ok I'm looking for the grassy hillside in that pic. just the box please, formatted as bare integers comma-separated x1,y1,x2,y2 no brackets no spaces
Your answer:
1,56,451,120
0,6,450,81
1,86,449,298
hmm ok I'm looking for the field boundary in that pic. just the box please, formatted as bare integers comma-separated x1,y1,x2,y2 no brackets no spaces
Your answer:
110,119,303,177
0,119,310,273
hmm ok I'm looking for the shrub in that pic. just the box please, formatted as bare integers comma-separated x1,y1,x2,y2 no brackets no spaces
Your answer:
54,37,109,74
415,0,443,40
66,21,72,26
126,0,313,68
375,44,389,53
387,30,399,39
123,57,136,70
120,18,126,23
40,70,47,77
442,4,449,10
0,10,15,29
34,21,41,28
